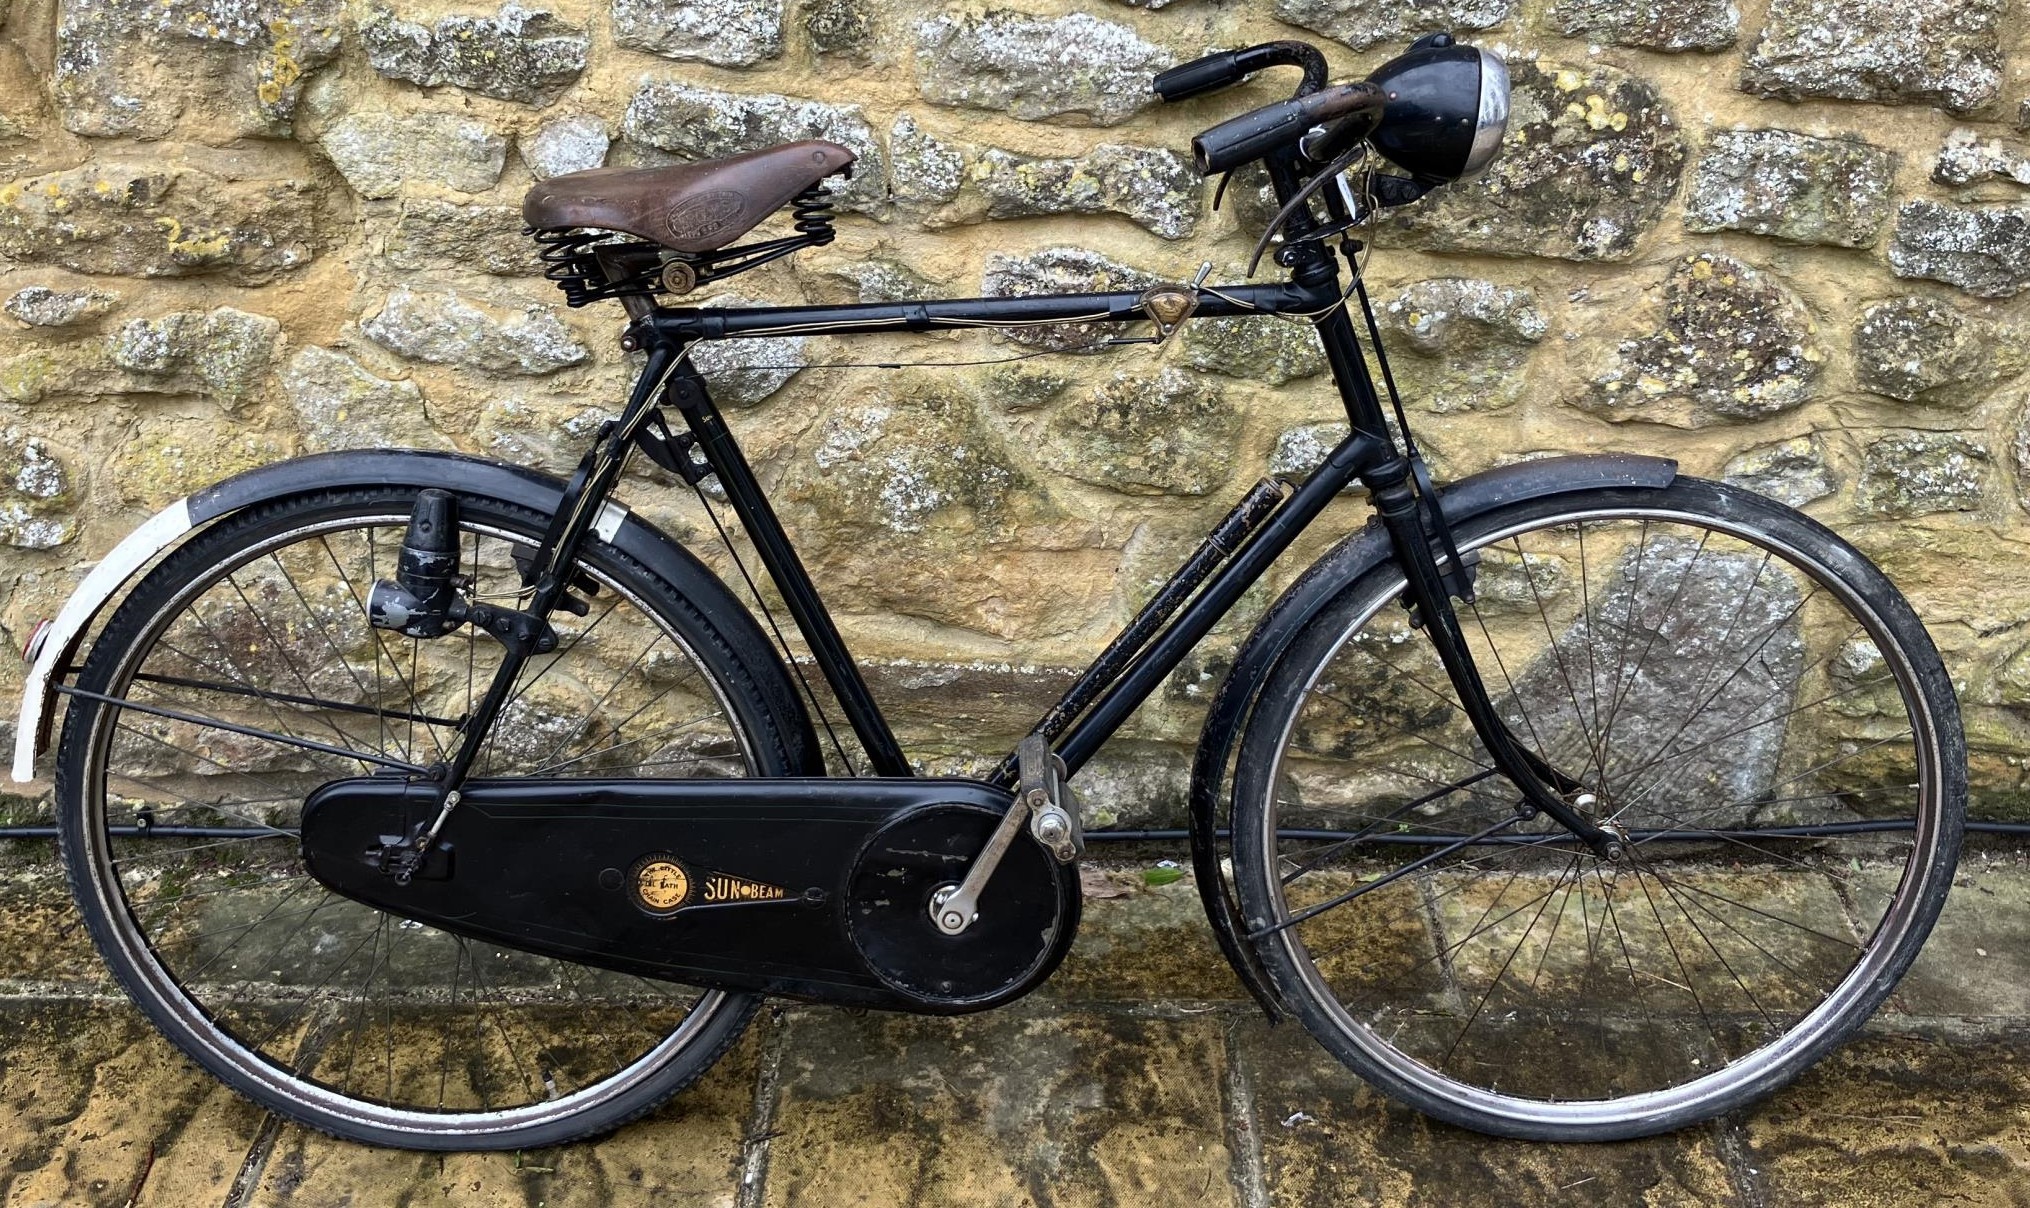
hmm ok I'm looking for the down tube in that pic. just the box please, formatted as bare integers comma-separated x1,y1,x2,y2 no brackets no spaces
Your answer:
1052,430,1387,776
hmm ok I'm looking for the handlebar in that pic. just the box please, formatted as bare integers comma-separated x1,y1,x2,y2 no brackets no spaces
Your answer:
1189,81,1386,176
1152,41,1329,102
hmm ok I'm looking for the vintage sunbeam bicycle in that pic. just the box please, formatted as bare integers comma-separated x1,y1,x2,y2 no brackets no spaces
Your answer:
13,36,1964,1148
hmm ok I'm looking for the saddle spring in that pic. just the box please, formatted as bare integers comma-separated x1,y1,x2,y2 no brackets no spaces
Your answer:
531,184,840,309
530,229,664,308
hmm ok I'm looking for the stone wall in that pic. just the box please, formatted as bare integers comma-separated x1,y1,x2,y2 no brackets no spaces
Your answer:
4,0,2030,821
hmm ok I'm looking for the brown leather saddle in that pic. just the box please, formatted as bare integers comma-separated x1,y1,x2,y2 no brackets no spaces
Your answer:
522,141,856,253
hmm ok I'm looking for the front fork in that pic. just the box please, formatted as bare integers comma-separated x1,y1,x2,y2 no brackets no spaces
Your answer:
1364,460,1620,858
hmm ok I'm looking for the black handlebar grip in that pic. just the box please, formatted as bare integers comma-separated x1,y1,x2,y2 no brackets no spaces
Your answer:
1153,51,1247,102
1190,82,1382,175
1153,40,1331,102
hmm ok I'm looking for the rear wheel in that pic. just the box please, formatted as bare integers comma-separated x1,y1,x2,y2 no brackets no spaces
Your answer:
1232,478,1962,1140
57,483,811,1149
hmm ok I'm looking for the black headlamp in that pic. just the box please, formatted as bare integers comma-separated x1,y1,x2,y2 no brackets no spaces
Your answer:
1366,34,1512,185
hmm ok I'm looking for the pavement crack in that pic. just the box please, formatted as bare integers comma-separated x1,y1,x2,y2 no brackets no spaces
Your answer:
220,1111,286,1208
1221,1012,1270,1208
735,1006,793,1208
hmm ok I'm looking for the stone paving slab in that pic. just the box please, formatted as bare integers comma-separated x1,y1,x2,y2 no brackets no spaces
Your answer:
2,855,2028,1206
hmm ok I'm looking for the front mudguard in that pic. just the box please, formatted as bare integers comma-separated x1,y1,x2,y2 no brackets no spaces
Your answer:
11,449,816,782
1188,453,1679,1019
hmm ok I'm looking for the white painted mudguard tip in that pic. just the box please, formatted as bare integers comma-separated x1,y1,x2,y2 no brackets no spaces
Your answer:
12,498,195,783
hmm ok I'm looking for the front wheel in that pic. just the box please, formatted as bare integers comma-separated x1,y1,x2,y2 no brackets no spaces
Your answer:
56,482,813,1149
1231,477,1963,1140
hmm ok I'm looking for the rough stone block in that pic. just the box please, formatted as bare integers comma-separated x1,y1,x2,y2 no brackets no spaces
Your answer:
1723,434,1834,506
888,113,964,211
1581,253,1823,427
1934,127,2030,188
802,0,872,58
1382,58,1686,262
109,306,281,404
1858,431,1989,517
688,293,806,406
53,0,343,139
622,81,883,213
780,385,1116,639
1274,0,1509,51
3,285,117,328
1183,315,1326,386
981,246,1159,352
1685,128,1896,248
379,199,538,276
521,115,610,180
320,111,509,199
0,164,318,283
362,286,588,375
281,346,438,451
1378,277,1547,412
1546,0,1737,51
1740,0,2007,114
0,429,77,549
1044,367,1239,496
361,3,588,106
915,11,1174,127
967,143,1199,240
612,0,783,68
1889,200,2030,298
1853,295,2022,407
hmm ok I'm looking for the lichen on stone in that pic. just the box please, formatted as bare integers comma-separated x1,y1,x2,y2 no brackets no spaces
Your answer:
281,346,438,451
109,306,281,405
889,114,966,211
1379,278,1546,412
1933,128,2030,189
621,81,884,213
968,144,1199,240
1381,58,1686,262
914,11,1174,127
1888,200,2030,299
1722,434,1834,506
54,0,343,138
1853,296,2021,407
4,286,118,328
1182,316,1326,386
981,247,1159,352
361,4,588,106
1273,0,1509,51
1858,431,1989,517
0,164,317,283
1685,128,1896,249
1581,252,1823,427
612,0,784,68
1043,367,1238,496
1546,0,1736,51
1739,0,2006,115
362,286,588,375
320,112,509,200
521,116,611,181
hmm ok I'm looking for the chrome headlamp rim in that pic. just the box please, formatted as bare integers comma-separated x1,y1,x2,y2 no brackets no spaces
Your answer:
1463,47,1510,178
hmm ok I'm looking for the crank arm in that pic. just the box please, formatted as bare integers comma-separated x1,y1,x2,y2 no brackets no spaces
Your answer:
930,794,1030,935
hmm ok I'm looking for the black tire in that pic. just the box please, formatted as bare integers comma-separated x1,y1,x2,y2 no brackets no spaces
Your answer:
1231,478,1963,1140
56,483,813,1150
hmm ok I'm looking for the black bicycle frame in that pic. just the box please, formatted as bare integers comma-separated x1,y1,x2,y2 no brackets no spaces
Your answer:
461,149,1614,855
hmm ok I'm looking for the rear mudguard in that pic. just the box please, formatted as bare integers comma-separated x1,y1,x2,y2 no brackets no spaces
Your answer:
1189,453,1678,1019
11,450,820,782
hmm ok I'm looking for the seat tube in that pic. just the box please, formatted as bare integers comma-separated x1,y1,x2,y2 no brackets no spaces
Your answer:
664,362,913,777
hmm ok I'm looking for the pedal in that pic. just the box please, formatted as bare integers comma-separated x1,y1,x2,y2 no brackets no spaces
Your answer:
1016,735,1083,864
